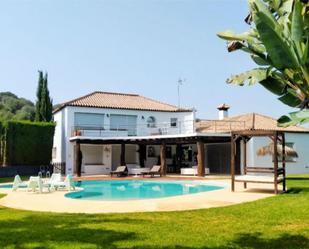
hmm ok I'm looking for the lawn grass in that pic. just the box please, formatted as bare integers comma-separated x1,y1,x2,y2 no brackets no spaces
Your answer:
0,176,28,184
0,176,308,249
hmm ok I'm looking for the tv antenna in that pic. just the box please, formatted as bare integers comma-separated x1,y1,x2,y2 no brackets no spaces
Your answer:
177,78,186,107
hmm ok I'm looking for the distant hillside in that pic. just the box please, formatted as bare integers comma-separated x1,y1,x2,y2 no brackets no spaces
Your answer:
0,92,35,121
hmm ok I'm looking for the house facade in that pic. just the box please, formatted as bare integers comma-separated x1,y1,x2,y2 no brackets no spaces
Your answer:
52,92,309,177
52,91,197,175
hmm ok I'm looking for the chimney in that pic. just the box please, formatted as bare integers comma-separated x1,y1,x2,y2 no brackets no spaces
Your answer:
217,103,230,120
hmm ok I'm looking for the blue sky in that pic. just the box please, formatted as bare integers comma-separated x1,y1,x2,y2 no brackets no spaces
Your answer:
0,0,296,119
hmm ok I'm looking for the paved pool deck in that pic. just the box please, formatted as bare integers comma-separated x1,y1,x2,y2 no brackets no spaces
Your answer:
0,176,279,213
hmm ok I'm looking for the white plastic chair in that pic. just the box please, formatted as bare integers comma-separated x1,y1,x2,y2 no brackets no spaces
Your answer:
28,176,50,193
12,175,28,191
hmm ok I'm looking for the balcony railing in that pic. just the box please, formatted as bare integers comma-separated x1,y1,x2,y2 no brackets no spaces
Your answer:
71,120,195,138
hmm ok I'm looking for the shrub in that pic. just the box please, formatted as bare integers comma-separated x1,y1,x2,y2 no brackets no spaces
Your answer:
1,121,55,166
0,121,4,165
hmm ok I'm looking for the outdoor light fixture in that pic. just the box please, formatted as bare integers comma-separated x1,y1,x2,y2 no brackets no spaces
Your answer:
106,114,110,118
104,147,111,152
141,116,145,120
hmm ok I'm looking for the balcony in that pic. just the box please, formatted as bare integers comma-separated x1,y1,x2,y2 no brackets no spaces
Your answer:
71,120,195,138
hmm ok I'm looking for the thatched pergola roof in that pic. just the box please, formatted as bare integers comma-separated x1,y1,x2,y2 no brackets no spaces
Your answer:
257,142,298,158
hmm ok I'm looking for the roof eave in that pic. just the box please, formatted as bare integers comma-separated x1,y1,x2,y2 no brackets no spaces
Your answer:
53,104,193,115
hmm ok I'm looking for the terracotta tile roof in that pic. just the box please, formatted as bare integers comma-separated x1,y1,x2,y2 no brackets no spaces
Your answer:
54,91,192,113
196,113,309,133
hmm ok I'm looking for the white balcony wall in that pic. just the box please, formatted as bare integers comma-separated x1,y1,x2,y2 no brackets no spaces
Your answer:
68,106,194,137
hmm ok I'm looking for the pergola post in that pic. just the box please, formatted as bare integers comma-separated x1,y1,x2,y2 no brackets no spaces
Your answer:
243,137,247,189
160,142,167,176
138,144,146,168
120,143,126,166
274,132,278,194
75,141,82,177
231,134,236,192
176,144,182,173
197,141,205,177
282,132,286,192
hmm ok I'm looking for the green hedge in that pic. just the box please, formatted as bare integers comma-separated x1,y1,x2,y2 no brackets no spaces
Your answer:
0,122,4,165
1,121,55,166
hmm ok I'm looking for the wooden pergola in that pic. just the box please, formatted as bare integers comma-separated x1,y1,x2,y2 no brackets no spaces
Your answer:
71,134,231,178
231,130,286,194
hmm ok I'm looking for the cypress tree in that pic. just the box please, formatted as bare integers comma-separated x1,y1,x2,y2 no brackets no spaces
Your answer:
44,73,53,122
35,71,44,121
35,71,53,122
40,80,47,122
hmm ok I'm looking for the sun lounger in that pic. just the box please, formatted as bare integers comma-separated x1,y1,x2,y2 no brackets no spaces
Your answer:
51,174,75,191
142,165,161,177
12,175,28,191
110,166,128,177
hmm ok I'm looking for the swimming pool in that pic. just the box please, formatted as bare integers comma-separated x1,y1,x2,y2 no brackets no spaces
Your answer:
0,184,13,189
65,180,224,200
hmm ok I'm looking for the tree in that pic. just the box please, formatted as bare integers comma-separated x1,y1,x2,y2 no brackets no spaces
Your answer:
217,0,309,126
44,73,53,122
0,92,35,121
35,71,53,122
35,71,44,121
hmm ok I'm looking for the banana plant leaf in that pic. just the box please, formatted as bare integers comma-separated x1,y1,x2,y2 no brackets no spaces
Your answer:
278,109,309,127
217,0,309,126
227,68,268,85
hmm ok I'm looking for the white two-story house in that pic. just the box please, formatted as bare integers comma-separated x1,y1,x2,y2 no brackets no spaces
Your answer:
52,91,196,175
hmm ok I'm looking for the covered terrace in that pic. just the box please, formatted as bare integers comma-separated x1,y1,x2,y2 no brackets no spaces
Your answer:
70,133,232,177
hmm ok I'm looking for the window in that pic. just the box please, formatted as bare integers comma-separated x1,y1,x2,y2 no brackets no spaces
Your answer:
170,118,178,127
74,113,104,128
147,116,156,128
110,114,137,136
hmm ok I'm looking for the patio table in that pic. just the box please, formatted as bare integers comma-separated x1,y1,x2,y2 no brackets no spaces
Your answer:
129,168,150,177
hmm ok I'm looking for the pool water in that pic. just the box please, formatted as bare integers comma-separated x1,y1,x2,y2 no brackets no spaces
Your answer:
65,180,224,201
0,184,13,189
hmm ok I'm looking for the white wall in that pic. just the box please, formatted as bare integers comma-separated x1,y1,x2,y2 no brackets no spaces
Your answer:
52,110,65,163
246,133,309,175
